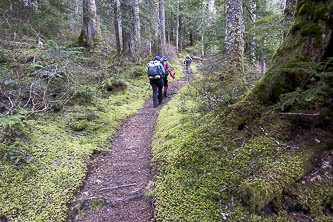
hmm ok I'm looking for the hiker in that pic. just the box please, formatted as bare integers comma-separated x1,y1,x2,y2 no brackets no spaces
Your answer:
147,56,166,108
184,54,192,74
161,56,175,97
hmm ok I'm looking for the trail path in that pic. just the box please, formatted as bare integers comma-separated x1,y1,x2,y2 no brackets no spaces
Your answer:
70,63,194,222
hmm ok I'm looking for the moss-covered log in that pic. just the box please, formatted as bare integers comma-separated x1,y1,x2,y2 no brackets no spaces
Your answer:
239,153,313,213
250,0,333,105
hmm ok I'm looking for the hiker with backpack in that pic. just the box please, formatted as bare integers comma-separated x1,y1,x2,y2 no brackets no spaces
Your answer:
161,56,175,97
147,56,166,108
184,54,192,74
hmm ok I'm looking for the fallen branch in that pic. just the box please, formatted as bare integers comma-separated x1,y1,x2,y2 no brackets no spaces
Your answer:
98,183,137,194
70,192,144,206
259,126,299,149
279,112,320,116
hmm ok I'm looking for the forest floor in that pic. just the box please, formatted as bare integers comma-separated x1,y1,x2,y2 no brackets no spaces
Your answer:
69,64,195,221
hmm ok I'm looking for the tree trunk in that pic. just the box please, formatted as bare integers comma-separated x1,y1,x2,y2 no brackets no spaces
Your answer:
121,1,135,57
148,0,161,55
251,0,333,105
114,0,123,53
176,0,180,53
81,0,98,47
120,0,141,59
190,31,193,46
225,0,245,79
207,0,216,25
250,0,257,64
179,13,183,52
133,0,141,49
201,0,206,57
159,0,166,54
283,0,297,38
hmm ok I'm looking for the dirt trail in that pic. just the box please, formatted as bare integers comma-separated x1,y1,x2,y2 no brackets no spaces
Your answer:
70,64,194,222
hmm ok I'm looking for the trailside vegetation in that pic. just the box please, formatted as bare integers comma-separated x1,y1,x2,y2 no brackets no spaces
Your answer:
152,58,332,220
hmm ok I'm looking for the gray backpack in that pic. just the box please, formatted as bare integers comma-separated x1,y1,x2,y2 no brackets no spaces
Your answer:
147,61,162,77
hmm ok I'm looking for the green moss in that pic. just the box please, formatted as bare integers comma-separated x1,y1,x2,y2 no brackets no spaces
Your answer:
291,21,322,46
77,30,85,46
314,4,328,21
152,58,330,221
239,152,313,213
297,1,314,16
69,198,104,221
301,23,322,44
0,50,10,63
292,173,333,218
0,62,151,221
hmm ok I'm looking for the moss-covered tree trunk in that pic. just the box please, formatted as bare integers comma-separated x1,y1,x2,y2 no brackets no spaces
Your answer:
251,0,333,105
81,0,98,48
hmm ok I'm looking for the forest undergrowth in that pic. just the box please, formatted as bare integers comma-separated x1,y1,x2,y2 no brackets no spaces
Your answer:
152,58,333,221
0,38,184,221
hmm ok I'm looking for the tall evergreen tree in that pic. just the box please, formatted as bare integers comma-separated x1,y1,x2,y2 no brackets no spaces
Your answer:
225,0,245,79
114,0,123,53
175,0,180,52
159,0,166,54
133,0,141,49
81,0,98,47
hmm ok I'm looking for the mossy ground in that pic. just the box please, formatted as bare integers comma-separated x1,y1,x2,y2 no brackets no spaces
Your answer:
152,66,333,221
0,47,184,221
0,75,148,221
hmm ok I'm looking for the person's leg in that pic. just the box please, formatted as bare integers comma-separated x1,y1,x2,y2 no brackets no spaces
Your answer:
163,77,169,97
150,80,158,108
158,79,164,105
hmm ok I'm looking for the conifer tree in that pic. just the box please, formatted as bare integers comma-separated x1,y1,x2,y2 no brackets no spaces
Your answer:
225,0,245,79
81,0,98,47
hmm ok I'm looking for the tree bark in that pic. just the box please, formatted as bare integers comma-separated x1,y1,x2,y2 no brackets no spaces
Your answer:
225,0,245,79
121,1,135,57
207,0,216,25
176,0,180,53
148,0,161,55
250,0,257,64
201,0,206,57
133,0,141,49
81,0,98,47
283,0,297,38
114,0,123,53
120,0,140,59
159,0,166,55
179,13,183,52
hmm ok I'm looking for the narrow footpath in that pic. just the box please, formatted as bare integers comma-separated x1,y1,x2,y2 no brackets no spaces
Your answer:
70,63,195,221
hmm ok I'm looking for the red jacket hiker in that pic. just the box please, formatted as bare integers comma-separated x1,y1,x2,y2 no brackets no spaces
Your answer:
161,56,175,97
